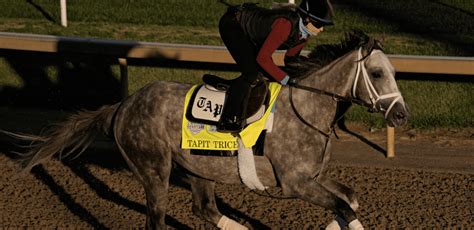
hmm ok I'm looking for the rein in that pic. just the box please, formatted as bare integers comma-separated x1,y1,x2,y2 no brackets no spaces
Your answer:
288,47,403,136
288,86,338,137
290,81,372,108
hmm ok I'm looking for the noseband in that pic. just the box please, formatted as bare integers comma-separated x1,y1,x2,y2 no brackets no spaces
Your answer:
289,47,403,136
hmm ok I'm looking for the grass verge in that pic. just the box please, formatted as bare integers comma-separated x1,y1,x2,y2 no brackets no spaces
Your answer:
0,0,472,129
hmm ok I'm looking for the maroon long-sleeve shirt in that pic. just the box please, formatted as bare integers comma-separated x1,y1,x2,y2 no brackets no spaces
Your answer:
256,18,307,81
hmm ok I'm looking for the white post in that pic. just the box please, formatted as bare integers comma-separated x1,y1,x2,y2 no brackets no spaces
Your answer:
60,0,67,27
288,0,295,3
386,126,395,158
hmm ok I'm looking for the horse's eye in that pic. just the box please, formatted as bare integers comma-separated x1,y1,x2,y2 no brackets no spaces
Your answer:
371,70,383,79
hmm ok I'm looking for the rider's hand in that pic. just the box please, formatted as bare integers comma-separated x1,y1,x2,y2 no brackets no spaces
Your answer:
280,75,291,85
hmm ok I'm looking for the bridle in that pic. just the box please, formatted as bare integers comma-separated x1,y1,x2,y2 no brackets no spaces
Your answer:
289,47,403,136
353,48,402,119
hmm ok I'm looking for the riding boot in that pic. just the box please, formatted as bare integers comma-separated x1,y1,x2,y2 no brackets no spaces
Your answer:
217,80,251,133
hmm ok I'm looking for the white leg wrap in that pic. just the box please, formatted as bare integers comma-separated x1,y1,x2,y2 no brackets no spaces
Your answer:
326,216,347,230
326,220,341,230
237,138,266,191
217,215,248,230
348,219,364,230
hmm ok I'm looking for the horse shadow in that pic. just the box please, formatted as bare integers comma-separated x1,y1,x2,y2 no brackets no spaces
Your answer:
68,148,269,229
62,155,193,229
333,102,387,157
336,117,387,157
1,121,267,229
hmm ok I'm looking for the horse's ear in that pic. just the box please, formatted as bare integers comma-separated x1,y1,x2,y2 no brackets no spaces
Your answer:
377,35,385,50
362,37,375,56
368,37,375,48
376,39,384,51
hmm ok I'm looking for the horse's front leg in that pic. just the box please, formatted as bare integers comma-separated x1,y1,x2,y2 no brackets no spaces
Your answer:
188,174,248,230
316,175,359,211
280,177,363,230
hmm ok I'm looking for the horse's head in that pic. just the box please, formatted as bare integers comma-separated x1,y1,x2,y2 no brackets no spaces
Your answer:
288,30,410,127
351,39,410,127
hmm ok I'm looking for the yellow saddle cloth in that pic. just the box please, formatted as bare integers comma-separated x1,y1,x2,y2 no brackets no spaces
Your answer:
181,83,282,151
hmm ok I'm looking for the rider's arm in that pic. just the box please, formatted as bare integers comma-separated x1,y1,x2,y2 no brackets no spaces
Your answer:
256,18,292,82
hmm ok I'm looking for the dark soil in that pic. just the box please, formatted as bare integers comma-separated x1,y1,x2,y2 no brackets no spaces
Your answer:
0,109,473,229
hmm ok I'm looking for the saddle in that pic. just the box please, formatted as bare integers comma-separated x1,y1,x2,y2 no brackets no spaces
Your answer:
183,77,284,157
203,74,269,119
185,74,270,126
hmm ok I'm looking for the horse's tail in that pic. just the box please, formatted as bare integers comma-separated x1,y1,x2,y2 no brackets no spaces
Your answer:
2,104,120,177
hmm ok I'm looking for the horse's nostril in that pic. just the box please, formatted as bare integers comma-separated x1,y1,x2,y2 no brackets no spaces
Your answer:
396,112,405,119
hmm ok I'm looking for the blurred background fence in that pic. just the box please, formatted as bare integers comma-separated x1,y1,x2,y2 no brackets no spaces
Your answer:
0,0,473,129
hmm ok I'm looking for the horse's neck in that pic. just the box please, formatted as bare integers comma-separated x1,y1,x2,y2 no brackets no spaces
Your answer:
303,51,358,98
292,51,357,133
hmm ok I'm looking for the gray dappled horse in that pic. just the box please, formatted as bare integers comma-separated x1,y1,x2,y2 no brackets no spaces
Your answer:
9,31,408,229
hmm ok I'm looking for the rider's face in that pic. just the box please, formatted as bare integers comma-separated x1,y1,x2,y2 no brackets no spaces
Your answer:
306,21,324,35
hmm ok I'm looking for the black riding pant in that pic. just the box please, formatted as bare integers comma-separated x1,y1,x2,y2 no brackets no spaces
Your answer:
218,9,259,122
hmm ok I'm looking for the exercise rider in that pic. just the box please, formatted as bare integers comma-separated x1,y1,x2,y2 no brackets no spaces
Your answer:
217,0,335,132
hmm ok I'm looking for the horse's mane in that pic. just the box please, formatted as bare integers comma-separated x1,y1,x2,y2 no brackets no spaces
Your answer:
285,30,383,78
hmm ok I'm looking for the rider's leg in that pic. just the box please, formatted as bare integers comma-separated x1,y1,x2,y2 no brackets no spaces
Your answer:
217,10,258,132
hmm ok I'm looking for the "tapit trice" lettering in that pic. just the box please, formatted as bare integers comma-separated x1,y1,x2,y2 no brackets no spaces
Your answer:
186,140,238,149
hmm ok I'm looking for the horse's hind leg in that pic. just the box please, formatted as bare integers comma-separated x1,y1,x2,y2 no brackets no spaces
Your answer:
188,174,221,223
118,146,172,230
188,174,248,230
143,173,170,230
316,175,359,211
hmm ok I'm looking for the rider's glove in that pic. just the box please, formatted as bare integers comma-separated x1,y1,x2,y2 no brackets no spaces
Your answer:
280,75,297,86
280,75,290,85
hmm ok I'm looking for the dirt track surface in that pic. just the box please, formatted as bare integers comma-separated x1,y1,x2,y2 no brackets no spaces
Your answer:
1,126,473,229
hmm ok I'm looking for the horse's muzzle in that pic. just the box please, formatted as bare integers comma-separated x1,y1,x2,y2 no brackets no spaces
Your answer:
385,102,410,127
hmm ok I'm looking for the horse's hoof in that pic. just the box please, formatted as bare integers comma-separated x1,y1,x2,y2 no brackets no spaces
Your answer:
326,220,343,230
350,200,359,211
217,215,248,230
348,219,364,230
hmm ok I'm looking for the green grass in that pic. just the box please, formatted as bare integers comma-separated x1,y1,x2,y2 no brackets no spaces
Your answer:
346,80,474,128
0,0,284,27
0,0,473,129
1,0,472,55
